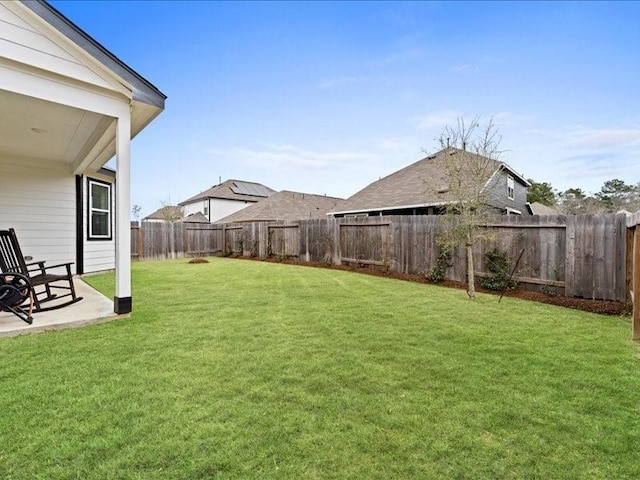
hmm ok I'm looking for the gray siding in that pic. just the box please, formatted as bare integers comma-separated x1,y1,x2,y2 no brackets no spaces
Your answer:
485,168,529,214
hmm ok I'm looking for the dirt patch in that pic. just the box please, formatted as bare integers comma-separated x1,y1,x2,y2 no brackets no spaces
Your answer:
231,255,629,316
188,257,210,264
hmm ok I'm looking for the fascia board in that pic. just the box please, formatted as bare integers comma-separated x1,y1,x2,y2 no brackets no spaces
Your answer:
328,201,455,216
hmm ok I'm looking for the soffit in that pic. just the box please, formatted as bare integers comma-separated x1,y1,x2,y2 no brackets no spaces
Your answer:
0,88,107,165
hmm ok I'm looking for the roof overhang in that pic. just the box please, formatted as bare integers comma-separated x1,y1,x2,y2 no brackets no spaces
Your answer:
496,163,530,187
22,0,166,109
328,201,454,217
0,1,166,175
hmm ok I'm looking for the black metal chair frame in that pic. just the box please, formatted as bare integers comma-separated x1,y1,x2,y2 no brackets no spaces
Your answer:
0,228,82,313
0,272,34,324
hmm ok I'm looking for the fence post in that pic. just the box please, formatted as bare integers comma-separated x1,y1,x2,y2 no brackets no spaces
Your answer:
564,216,576,297
633,225,640,340
333,218,341,265
138,224,144,260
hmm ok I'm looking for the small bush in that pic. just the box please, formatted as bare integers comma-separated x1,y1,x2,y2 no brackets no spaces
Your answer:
188,257,209,264
427,249,453,283
479,248,517,291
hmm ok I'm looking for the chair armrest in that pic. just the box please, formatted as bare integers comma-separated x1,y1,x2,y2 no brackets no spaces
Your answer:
26,262,74,275
37,262,75,270
25,260,45,268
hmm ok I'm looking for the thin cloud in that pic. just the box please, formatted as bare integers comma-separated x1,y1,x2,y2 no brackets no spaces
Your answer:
492,112,536,127
316,76,361,89
412,109,463,130
206,144,378,170
569,128,640,149
450,64,472,73
558,152,637,182
369,47,425,67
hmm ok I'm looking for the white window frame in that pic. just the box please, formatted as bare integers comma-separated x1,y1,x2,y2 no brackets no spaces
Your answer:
507,175,515,200
88,179,112,240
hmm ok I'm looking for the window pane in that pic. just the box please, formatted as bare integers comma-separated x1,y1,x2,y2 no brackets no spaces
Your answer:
92,184,110,210
92,211,109,236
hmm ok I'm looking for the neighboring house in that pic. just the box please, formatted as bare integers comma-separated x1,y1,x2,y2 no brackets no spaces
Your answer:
217,191,345,223
143,206,185,223
179,179,276,222
0,1,166,314
526,202,559,215
181,212,210,224
142,207,211,224
329,148,530,217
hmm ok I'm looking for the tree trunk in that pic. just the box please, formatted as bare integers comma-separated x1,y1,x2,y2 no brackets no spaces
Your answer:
466,235,475,299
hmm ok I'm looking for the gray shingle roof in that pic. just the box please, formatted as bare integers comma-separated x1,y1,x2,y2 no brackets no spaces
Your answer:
181,212,210,223
179,179,276,205
526,202,559,215
330,148,528,215
217,191,345,223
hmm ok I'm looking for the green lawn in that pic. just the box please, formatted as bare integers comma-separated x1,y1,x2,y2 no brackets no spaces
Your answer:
1,258,639,479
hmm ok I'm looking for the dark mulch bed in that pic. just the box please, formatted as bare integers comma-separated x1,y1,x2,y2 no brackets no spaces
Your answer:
229,255,629,316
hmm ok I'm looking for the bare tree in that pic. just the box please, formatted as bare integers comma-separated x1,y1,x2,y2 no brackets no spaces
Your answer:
132,204,142,223
158,202,184,223
426,116,502,299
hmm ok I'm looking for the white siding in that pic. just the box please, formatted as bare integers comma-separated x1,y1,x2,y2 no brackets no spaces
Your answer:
0,155,76,268
182,200,207,218
83,173,115,273
0,4,118,92
210,198,254,222
183,198,256,222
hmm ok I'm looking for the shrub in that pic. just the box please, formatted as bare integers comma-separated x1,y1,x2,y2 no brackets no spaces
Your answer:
479,248,517,291
427,249,453,283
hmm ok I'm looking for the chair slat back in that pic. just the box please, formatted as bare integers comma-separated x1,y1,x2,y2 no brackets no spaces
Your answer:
0,229,29,275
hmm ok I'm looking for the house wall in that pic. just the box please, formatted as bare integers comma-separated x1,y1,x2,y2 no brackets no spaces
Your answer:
0,155,76,269
183,198,256,223
0,156,117,274
82,172,116,273
182,200,207,219
485,168,529,214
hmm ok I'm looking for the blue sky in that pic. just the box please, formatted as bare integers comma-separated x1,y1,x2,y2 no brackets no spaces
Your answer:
52,1,640,216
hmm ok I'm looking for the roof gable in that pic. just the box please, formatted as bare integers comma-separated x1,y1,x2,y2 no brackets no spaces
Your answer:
1,2,132,97
331,148,528,215
19,0,165,108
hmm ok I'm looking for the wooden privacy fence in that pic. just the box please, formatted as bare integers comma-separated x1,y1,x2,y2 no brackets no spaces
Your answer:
131,222,222,260
132,214,630,302
627,212,640,339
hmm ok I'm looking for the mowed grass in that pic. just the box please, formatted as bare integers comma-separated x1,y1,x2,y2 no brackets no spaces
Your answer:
1,258,639,479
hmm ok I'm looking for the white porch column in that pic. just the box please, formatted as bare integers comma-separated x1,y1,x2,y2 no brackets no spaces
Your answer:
114,110,132,313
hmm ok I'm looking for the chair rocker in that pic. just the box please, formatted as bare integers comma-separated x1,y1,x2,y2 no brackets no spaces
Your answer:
0,228,83,313
0,273,34,324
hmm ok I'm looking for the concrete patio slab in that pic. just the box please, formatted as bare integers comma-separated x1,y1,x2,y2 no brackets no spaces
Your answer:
0,278,124,337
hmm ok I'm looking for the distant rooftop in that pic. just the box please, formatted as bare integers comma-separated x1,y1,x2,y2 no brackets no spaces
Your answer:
179,179,276,205
217,190,345,223
142,205,183,221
